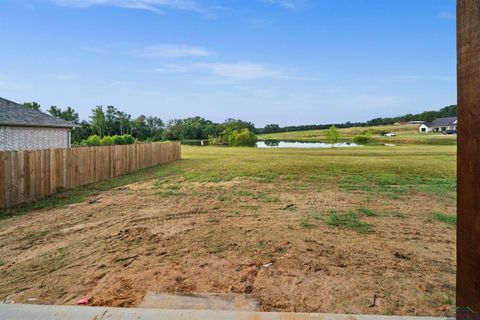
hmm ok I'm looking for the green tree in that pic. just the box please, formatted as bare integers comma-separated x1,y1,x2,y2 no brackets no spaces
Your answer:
105,106,120,136
48,106,79,123
163,119,185,140
23,101,41,111
72,120,93,144
227,128,258,147
263,124,281,134
90,106,107,138
131,115,149,140
146,116,165,141
117,111,131,135
325,125,340,146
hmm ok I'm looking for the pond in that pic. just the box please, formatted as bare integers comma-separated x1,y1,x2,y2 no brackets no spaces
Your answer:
182,140,362,148
256,140,361,148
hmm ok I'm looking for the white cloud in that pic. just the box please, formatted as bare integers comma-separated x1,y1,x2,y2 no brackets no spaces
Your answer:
153,62,284,80
195,63,282,80
131,44,214,58
262,0,299,10
50,0,200,13
438,11,455,20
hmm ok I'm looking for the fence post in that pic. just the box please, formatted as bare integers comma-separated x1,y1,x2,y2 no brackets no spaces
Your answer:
457,0,480,314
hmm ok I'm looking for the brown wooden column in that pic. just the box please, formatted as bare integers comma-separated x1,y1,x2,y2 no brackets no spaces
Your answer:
457,0,480,316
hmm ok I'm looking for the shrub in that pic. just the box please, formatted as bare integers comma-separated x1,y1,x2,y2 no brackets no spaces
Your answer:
86,135,101,146
227,128,258,147
208,135,226,145
123,134,135,144
112,135,126,145
354,135,370,145
101,136,114,145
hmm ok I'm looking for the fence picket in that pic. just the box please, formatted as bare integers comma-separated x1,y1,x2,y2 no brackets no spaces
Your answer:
0,142,180,208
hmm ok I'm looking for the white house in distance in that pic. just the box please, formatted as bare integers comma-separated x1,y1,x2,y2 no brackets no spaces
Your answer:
0,97,79,151
418,117,457,133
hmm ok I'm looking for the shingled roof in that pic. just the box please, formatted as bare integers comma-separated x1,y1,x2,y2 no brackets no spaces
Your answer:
425,117,457,128
0,97,79,128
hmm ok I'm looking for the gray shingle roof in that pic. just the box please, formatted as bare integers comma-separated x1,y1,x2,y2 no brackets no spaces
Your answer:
0,97,79,128
429,117,457,127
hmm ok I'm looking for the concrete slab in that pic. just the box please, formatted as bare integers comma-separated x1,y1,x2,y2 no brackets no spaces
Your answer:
0,304,452,320
140,292,260,311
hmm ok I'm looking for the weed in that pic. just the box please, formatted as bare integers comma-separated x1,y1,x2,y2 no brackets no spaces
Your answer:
357,207,378,217
157,190,183,198
300,218,315,229
432,212,457,226
253,192,279,202
327,211,372,234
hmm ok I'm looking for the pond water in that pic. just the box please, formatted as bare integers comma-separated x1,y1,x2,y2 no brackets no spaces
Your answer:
182,140,362,148
256,140,361,148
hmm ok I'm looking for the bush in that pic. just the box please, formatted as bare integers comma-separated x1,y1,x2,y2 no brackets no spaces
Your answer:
227,128,258,147
354,135,370,145
101,136,114,145
86,135,101,146
208,135,225,145
112,135,126,145
123,134,135,144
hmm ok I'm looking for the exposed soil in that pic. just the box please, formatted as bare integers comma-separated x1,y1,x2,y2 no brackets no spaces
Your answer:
0,178,456,316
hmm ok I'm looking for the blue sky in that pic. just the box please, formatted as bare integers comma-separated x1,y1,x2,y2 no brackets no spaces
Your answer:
0,0,456,127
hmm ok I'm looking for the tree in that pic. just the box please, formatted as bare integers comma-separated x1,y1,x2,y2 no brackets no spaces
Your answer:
146,116,165,141
90,106,107,138
117,111,131,135
325,125,340,146
72,120,93,144
163,119,185,140
223,118,256,133
23,102,41,111
131,115,149,140
227,128,258,147
48,106,79,123
263,124,281,134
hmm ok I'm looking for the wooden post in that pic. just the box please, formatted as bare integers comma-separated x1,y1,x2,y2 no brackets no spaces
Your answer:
457,0,480,315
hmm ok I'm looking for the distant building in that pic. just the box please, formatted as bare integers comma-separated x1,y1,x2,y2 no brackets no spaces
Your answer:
0,97,79,151
407,120,425,125
418,117,457,133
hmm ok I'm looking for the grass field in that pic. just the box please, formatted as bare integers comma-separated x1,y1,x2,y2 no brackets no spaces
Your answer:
0,145,456,316
258,124,457,145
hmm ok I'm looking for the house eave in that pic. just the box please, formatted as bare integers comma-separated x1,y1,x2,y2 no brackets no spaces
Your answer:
0,122,81,129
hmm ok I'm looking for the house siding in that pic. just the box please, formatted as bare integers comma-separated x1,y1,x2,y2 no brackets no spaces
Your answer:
0,126,70,151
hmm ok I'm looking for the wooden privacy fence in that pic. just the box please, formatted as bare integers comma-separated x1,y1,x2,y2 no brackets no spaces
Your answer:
0,142,181,208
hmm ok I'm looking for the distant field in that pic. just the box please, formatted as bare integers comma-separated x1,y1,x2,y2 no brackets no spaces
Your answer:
0,145,456,316
258,124,457,145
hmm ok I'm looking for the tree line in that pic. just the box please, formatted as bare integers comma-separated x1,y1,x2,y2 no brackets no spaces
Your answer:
24,101,456,144
22,102,257,146
260,105,457,134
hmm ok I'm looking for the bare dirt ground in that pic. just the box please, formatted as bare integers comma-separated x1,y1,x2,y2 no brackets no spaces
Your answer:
0,173,455,316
